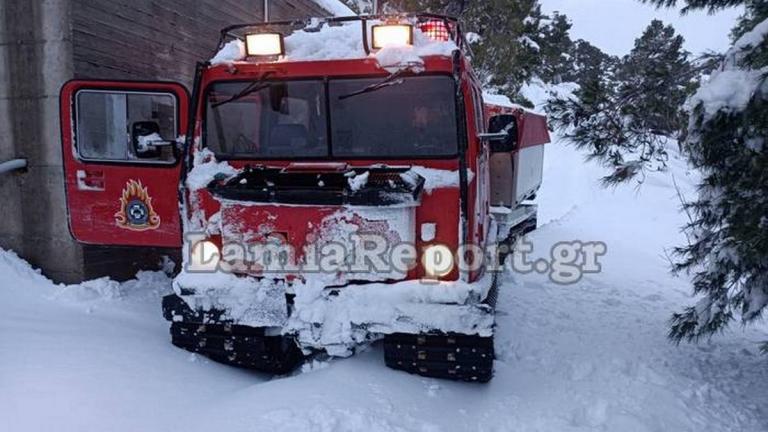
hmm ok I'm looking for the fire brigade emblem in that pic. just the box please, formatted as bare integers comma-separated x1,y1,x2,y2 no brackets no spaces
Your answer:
114,180,161,231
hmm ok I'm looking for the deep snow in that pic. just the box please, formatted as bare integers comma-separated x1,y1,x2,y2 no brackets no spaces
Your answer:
2,105,768,432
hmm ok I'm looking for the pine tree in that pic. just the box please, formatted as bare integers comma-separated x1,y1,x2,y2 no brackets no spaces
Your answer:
547,20,693,184
565,39,618,87
535,12,575,83
642,0,768,348
731,1,768,39
616,20,693,136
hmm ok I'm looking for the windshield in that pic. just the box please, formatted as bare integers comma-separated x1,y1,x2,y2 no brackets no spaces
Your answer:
206,80,328,158
205,75,458,159
329,75,458,157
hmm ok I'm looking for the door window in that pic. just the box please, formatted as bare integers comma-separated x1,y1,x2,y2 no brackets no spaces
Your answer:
75,90,178,163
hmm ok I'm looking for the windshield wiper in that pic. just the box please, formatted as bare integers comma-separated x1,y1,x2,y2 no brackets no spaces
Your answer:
212,71,275,108
338,69,409,100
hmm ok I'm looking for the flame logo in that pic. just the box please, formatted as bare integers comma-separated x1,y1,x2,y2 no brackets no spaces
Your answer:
114,180,161,231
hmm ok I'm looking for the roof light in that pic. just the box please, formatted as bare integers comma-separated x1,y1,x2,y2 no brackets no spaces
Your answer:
245,32,285,57
371,24,414,49
419,20,450,42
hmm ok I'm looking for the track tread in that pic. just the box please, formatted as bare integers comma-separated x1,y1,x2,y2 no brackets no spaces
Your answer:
169,321,304,375
383,333,495,383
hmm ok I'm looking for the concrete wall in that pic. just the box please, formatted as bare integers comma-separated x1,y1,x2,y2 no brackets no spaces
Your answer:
71,0,327,85
0,0,330,283
0,0,81,282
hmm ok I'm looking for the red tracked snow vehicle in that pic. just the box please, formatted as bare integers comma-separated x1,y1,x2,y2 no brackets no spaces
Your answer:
59,14,549,382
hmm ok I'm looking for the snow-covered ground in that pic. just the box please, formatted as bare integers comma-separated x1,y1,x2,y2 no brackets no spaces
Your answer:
2,110,767,431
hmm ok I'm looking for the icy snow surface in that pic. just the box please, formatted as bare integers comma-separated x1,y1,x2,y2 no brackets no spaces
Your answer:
2,85,768,432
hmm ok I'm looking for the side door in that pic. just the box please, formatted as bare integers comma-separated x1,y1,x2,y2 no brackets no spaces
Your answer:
60,80,189,248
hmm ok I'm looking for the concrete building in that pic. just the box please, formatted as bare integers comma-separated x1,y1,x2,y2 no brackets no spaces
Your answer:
0,0,334,283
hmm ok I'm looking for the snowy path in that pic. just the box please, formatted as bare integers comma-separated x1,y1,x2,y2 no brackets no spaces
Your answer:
2,142,767,432
491,143,768,431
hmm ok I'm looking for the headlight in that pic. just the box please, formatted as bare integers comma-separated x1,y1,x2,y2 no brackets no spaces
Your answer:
189,240,221,272
245,32,285,57
372,24,414,49
421,244,454,278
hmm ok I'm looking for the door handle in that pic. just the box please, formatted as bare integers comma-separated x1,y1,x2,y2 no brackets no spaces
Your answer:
76,169,105,191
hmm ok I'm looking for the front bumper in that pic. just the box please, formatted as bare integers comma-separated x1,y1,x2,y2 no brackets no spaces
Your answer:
169,271,497,357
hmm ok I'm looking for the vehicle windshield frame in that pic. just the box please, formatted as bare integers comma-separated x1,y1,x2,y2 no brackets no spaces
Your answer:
202,73,460,161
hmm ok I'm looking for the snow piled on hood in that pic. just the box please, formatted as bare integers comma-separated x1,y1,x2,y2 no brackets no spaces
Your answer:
405,166,463,192
186,148,238,191
210,21,458,70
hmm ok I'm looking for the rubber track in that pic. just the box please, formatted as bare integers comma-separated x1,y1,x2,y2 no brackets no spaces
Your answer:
383,333,494,382
163,295,302,374
170,322,304,374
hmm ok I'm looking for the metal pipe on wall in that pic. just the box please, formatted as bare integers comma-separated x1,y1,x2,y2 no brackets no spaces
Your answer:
0,159,27,175
264,0,269,22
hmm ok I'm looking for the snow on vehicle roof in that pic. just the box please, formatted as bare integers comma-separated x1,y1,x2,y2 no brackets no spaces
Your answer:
482,92,518,109
482,91,546,116
313,0,355,16
210,21,458,69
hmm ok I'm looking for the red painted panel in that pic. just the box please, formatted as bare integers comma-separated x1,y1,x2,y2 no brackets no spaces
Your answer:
518,112,551,148
60,80,189,247
413,188,461,281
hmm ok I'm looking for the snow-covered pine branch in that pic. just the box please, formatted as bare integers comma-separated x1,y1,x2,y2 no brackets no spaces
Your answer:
670,15,768,345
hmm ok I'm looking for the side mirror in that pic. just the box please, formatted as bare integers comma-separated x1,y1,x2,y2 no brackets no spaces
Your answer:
131,121,174,159
479,114,518,153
